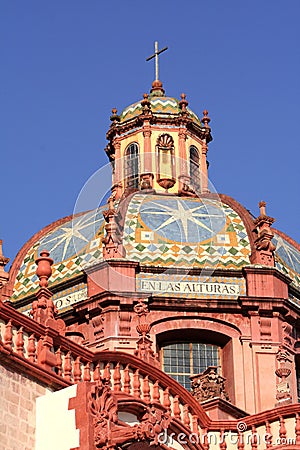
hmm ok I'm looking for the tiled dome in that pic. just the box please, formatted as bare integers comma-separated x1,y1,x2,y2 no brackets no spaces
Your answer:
118,80,201,126
11,208,106,301
273,231,300,288
122,194,251,269
10,193,300,304
119,96,201,125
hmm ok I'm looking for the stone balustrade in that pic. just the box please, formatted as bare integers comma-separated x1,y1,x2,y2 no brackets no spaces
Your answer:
205,409,300,449
1,299,300,449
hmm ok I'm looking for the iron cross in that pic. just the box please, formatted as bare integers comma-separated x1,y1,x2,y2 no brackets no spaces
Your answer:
146,41,168,81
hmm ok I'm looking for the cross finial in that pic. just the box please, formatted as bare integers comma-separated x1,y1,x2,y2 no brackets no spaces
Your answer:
146,41,168,81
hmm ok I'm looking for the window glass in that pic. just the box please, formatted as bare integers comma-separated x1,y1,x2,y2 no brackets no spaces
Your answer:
189,146,200,191
162,342,220,390
125,143,139,189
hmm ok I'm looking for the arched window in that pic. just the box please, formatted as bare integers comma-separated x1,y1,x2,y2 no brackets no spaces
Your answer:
124,143,139,189
162,342,220,390
189,146,200,191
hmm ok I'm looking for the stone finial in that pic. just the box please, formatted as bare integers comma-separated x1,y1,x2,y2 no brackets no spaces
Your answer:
190,366,230,403
141,93,152,115
110,108,120,124
179,93,188,112
102,196,125,259
0,240,10,288
31,249,55,322
31,250,65,334
150,79,165,97
201,110,211,128
253,201,276,266
36,249,53,288
255,201,274,225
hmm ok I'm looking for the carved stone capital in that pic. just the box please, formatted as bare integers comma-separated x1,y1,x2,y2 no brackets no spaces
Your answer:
178,127,187,140
142,129,151,138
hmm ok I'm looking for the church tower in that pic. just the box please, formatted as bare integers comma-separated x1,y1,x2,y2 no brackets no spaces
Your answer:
106,43,212,199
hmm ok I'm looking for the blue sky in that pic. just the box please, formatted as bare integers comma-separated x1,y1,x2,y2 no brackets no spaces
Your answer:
1,1,300,264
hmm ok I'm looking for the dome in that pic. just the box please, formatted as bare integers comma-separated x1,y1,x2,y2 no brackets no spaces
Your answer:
119,95,201,126
11,208,106,302
118,80,201,126
273,231,300,287
10,191,300,307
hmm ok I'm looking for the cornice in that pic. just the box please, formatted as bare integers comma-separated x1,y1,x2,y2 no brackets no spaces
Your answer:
242,265,293,285
106,114,212,144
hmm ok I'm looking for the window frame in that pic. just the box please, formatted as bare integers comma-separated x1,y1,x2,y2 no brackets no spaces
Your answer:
189,145,201,191
124,142,140,190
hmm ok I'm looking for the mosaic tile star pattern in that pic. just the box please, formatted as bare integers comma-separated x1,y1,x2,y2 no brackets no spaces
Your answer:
12,208,106,301
273,232,300,288
123,194,251,269
12,192,300,305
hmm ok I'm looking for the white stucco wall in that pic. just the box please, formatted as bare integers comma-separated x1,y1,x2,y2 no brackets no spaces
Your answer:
35,384,79,450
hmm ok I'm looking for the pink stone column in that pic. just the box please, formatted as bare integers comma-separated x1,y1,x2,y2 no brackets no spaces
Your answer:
113,138,122,187
201,142,209,193
240,335,256,413
178,127,188,177
143,121,152,173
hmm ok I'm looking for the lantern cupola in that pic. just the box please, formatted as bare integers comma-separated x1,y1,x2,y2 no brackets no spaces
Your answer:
105,80,213,200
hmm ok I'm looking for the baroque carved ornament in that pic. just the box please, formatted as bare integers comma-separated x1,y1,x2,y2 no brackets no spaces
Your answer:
88,377,171,449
